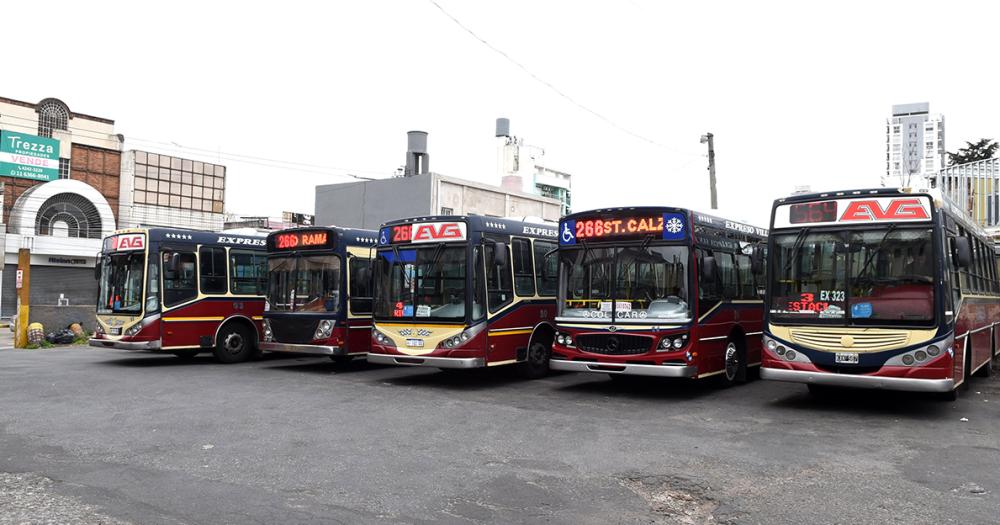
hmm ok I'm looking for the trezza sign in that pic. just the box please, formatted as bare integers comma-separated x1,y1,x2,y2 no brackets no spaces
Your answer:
0,131,60,182
380,222,467,245
774,195,933,228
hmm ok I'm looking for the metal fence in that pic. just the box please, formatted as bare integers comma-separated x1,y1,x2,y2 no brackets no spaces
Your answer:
936,158,1000,227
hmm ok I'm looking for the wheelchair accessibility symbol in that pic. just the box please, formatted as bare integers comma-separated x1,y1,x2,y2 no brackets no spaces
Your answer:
560,220,576,245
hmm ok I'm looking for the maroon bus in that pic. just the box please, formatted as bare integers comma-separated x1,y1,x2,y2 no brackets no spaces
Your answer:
548,207,768,385
367,215,559,377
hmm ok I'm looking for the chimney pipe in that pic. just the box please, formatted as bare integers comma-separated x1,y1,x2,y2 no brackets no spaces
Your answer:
404,130,430,176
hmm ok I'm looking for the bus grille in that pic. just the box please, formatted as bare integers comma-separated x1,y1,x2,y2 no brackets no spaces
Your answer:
576,334,653,355
789,329,910,352
271,318,321,344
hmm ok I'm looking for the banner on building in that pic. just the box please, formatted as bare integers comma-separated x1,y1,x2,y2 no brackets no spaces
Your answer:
282,211,315,226
0,131,60,182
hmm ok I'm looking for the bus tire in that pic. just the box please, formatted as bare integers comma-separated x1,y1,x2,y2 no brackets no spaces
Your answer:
720,337,747,386
519,341,551,379
172,349,199,360
213,323,254,364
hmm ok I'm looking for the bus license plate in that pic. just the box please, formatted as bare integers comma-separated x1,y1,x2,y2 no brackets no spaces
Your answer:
835,352,859,364
109,327,122,336
405,339,424,348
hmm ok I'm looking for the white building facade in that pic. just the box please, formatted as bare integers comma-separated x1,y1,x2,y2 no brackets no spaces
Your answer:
885,102,945,187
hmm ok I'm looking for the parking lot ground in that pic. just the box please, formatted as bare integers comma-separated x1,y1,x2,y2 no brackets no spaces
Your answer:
1,345,998,524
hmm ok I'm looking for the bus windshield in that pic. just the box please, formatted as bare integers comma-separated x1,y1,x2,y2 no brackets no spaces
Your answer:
770,227,935,325
559,245,690,322
267,255,341,313
373,245,467,322
97,252,145,314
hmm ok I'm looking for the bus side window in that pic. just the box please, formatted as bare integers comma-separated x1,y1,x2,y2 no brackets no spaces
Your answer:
534,240,558,297
697,248,721,310
512,238,535,297
163,251,197,307
199,246,228,294
230,250,266,295
349,257,373,314
484,241,514,312
735,254,754,299
718,252,738,299
146,256,160,312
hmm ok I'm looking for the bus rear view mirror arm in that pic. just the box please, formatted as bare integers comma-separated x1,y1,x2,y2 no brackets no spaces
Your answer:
493,241,508,267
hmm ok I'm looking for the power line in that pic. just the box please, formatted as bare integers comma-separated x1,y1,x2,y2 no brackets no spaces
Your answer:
426,0,701,158
0,114,394,180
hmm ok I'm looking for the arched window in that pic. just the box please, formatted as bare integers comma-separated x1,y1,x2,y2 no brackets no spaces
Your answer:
37,99,69,138
35,193,103,239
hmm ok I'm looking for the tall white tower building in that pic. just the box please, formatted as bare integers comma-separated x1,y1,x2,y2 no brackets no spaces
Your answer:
885,102,945,187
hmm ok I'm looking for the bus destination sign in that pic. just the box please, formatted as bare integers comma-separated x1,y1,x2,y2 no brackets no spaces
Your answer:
559,213,687,245
269,230,334,251
379,222,467,245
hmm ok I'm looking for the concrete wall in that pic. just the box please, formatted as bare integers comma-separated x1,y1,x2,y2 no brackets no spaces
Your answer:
315,175,433,229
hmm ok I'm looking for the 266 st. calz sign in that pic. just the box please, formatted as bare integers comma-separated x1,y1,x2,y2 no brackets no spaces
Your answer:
0,131,61,182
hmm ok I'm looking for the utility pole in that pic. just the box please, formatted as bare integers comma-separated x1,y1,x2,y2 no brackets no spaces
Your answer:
700,133,718,209
14,238,31,348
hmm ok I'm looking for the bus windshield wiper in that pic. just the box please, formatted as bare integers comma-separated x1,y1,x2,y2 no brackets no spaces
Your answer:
855,223,898,282
782,227,811,273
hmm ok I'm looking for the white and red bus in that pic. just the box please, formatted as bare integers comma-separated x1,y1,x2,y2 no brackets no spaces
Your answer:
761,188,999,399
90,228,268,363
548,207,768,385
259,226,377,362
367,215,559,377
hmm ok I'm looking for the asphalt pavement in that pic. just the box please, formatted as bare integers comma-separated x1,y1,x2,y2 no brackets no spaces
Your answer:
1,341,998,524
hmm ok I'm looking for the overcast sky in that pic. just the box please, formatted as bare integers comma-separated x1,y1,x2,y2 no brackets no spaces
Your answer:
4,1,998,226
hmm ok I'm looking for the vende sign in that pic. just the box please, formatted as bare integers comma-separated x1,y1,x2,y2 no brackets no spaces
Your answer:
774,195,933,228
0,131,60,182
109,234,146,251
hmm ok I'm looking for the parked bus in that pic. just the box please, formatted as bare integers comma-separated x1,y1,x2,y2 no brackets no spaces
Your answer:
259,226,378,362
368,215,559,377
548,207,768,384
90,228,268,363
761,188,999,399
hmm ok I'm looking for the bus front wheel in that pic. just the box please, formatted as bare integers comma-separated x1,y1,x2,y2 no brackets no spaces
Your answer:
214,324,254,364
719,338,747,387
519,341,551,379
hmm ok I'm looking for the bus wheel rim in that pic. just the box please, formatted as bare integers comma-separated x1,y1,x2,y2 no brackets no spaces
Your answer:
725,342,739,381
224,332,244,354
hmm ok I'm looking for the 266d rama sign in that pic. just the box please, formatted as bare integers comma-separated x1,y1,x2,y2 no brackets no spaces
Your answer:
0,131,60,182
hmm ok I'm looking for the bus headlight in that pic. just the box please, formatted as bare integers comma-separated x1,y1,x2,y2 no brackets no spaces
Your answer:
438,323,486,350
672,336,686,349
766,339,778,351
372,329,395,348
125,322,143,337
263,320,273,342
556,333,574,347
314,320,334,340
902,354,915,365
927,345,940,357
914,350,928,362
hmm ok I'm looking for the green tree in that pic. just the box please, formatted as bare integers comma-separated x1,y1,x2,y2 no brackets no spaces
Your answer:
947,138,998,166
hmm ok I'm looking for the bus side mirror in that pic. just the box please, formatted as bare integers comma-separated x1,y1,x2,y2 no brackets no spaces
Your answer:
702,256,718,282
492,242,508,267
952,237,972,268
750,246,764,275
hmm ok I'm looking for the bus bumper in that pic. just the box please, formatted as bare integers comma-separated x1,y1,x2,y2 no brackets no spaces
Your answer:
367,353,485,369
259,342,357,357
88,338,161,351
550,359,698,378
760,367,955,393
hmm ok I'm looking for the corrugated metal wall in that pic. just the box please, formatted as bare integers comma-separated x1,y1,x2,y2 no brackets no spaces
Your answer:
2,264,97,317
